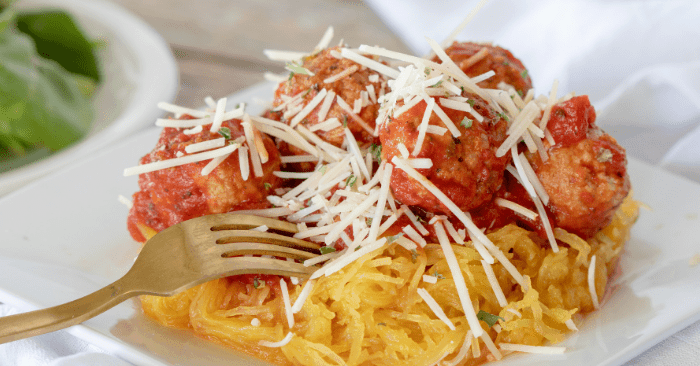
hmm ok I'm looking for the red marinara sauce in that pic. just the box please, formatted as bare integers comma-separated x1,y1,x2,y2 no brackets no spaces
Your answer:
546,95,596,147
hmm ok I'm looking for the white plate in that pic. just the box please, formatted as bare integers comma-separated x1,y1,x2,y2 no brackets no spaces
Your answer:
1,82,699,366
0,0,178,197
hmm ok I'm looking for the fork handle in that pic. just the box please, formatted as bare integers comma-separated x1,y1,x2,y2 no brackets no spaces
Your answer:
0,275,142,344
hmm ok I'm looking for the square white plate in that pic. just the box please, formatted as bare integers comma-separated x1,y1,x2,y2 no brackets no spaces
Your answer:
0,82,699,366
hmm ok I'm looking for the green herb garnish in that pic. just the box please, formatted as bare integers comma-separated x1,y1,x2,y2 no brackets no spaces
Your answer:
497,112,510,122
461,118,473,129
369,143,382,163
218,127,231,139
342,115,348,127
386,233,403,244
285,62,313,76
345,174,356,187
467,99,476,107
432,79,443,87
253,278,265,289
320,246,337,255
477,310,504,327
264,182,272,190
520,69,529,79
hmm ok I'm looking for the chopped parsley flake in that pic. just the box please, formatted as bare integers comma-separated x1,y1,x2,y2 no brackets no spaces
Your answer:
366,218,373,226
432,80,443,87
218,127,231,139
503,60,510,66
467,99,476,107
433,269,445,279
369,143,382,163
345,174,357,187
521,69,529,79
319,246,337,255
343,115,348,127
386,233,403,244
461,117,473,129
285,62,313,76
253,278,265,289
424,67,431,76
288,72,295,81
477,310,504,327
497,112,510,122
264,182,272,190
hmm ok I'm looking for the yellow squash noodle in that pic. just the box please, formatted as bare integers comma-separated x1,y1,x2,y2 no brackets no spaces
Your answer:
140,196,638,365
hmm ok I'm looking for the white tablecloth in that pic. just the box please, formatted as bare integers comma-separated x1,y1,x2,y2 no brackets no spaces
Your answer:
2,0,700,364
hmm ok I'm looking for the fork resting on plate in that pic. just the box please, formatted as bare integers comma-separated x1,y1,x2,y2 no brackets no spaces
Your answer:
0,213,320,344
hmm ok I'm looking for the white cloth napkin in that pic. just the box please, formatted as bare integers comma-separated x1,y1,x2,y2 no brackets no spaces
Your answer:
0,304,132,366
3,0,699,364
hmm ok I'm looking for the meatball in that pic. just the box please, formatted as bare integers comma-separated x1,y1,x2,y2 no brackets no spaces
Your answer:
526,96,630,239
127,117,282,242
437,42,532,96
271,46,387,147
379,94,510,214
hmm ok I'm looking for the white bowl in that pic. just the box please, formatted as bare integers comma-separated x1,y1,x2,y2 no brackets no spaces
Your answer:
0,0,178,196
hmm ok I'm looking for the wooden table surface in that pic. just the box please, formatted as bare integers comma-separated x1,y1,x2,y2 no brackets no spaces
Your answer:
110,0,411,108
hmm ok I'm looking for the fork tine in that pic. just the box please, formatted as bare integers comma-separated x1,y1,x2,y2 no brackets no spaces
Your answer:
213,242,318,261
210,230,321,252
204,256,318,279
204,213,300,234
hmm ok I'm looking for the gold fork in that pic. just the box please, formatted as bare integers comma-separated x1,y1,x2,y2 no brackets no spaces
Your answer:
0,213,320,344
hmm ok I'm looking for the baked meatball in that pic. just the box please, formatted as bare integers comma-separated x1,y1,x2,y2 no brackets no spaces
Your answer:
127,117,282,242
526,96,630,239
379,94,510,214
437,42,532,96
271,46,387,147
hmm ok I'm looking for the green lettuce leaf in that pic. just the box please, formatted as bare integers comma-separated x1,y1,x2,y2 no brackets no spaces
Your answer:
15,10,100,82
0,13,93,154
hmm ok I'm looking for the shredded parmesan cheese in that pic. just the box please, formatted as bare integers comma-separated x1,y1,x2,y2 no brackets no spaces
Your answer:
124,139,243,176
433,220,483,337
417,288,456,330
259,332,294,348
588,254,600,309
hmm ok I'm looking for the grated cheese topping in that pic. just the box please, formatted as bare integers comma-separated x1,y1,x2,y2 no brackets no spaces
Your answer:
588,254,600,309
259,332,294,348
417,288,456,330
